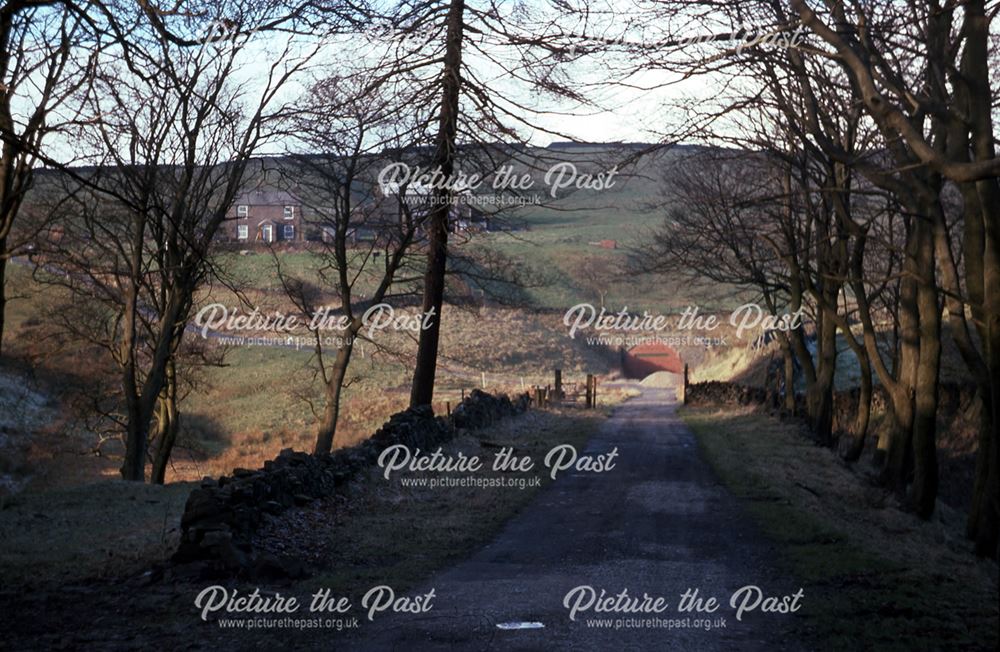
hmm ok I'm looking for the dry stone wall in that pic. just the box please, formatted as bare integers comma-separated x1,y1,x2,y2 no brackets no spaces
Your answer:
173,390,530,575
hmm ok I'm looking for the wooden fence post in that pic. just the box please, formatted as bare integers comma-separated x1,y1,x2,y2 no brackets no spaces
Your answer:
554,369,562,400
682,364,689,405
585,374,594,408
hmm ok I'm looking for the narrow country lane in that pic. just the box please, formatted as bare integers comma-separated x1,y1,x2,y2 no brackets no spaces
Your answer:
348,386,805,651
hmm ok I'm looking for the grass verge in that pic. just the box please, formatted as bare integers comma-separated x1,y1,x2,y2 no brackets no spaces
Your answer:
681,405,998,652
0,481,194,586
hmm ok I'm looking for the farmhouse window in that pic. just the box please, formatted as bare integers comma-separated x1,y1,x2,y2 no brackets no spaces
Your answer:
283,205,294,219
237,205,248,217
283,224,295,240
237,225,248,240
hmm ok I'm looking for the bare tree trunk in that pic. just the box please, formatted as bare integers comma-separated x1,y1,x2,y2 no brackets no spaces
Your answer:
808,309,837,446
121,405,147,481
882,243,920,489
410,0,465,408
119,225,180,481
150,399,170,484
843,236,875,463
962,189,994,545
882,387,914,489
120,218,146,481
963,0,1000,556
974,239,1000,554
785,286,815,419
850,245,905,473
411,207,449,407
778,333,797,413
0,249,6,358
912,218,941,518
150,359,179,485
974,189,1000,556
844,345,872,462
315,343,354,455
150,398,178,484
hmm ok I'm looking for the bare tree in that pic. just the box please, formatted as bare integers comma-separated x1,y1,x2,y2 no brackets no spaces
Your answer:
275,71,425,454
38,1,336,481
335,1,597,408
404,0,467,408
598,0,998,554
787,0,999,554
0,0,102,357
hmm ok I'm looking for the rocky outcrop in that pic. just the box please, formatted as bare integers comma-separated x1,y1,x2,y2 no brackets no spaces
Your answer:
173,390,530,575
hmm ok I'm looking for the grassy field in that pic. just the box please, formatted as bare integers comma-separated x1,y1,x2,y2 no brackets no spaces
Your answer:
681,405,998,651
476,146,743,311
205,146,740,314
1,260,623,487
